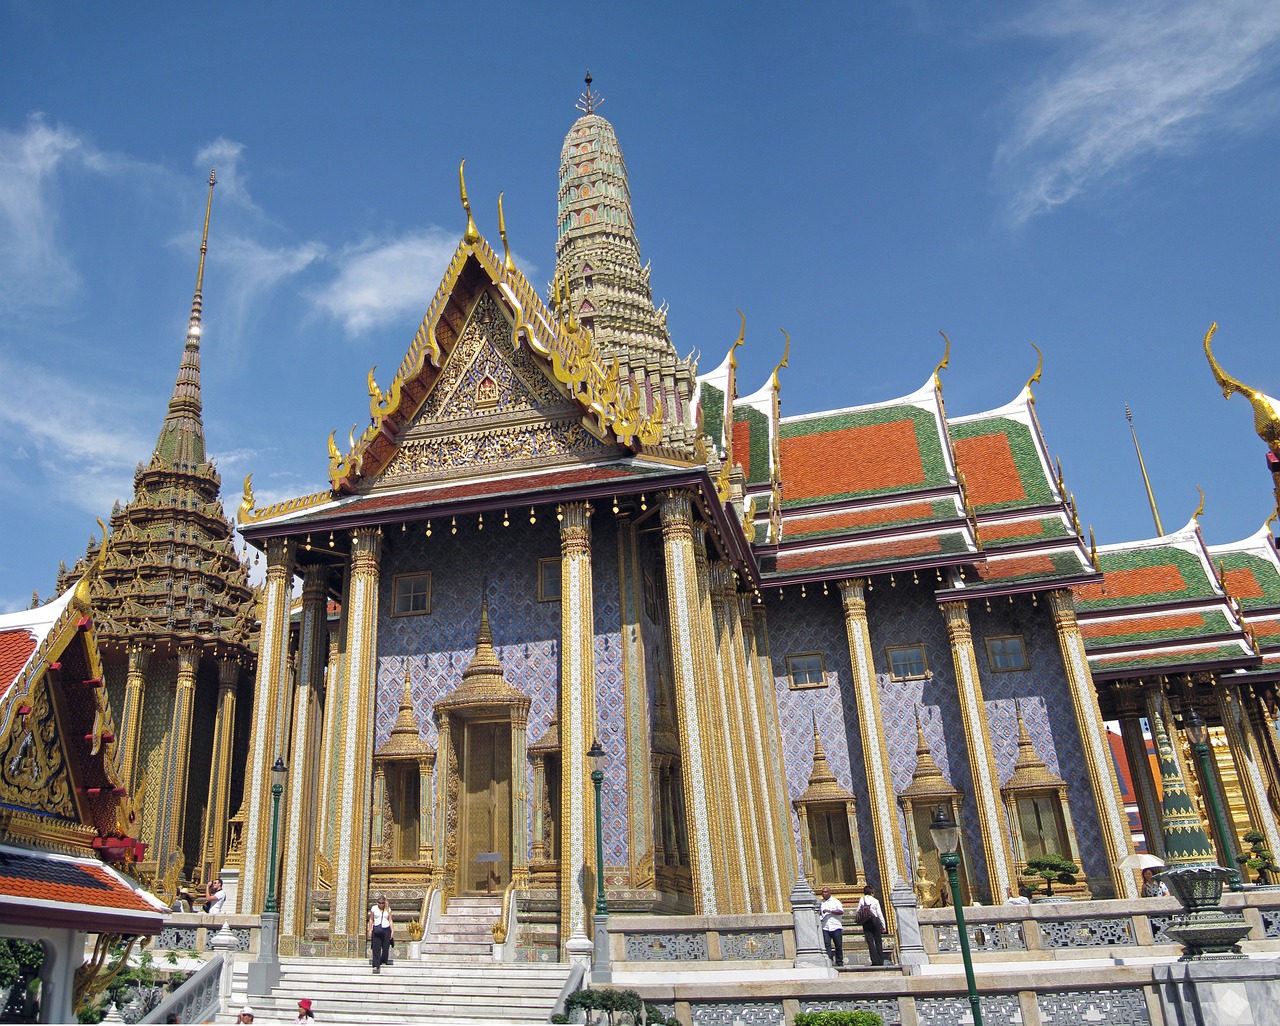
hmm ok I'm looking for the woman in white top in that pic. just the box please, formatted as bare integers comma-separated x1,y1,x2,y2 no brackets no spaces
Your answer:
367,894,394,973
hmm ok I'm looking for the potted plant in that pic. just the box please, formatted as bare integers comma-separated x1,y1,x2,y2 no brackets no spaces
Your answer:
1237,829,1280,886
1021,853,1080,900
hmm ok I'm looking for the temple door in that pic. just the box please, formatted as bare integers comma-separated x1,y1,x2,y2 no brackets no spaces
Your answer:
460,718,512,893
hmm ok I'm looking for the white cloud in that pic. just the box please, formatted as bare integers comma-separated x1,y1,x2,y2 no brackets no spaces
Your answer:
0,352,151,516
994,0,1280,223
196,138,257,211
211,233,326,342
313,228,460,335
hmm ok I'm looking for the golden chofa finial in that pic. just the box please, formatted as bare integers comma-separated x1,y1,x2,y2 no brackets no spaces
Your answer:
1204,321,1280,452
1266,506,1278,530
1025,343,1043,401
934,331,951,389
498,192,515,274
459,160,480,244
563,269,579,333
1192,486,1206,522
730,309,745,371
771,328,791,392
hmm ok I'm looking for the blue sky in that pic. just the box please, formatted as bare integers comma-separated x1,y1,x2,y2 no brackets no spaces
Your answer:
3,1,1280,611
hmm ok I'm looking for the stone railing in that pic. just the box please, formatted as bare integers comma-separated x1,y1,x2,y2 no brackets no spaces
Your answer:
138,952,224,1025
149,913,262,957
607,913,797,969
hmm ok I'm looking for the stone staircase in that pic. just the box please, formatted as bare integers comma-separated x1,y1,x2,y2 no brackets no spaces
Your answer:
223,957,571,1025
420,893,504,961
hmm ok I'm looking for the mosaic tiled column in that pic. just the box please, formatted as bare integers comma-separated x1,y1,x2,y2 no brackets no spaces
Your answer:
512,704,530,889
317,583,347,869
559,501,596,942
117,643,150,792
433,711,452,891
1145,685,1199,810
152,645,200,876
1115,687,1164,859
941,600,1015,902
659,491,718,913
839,578,908,897
1149,694,1215,866
279,565,329,955
330,526,381,956
710,561,761,911
616,515,654,888
240,536,296,913
418,754,434,863
746,600,799,897
728,585,780,911
1047,590,1138,898
201,656,241,881
693,527,744,913
1218,682,1280,862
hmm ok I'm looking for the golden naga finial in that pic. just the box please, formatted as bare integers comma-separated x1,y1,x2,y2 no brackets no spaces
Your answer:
1205,321,1280,452
563,269,579,334
498,192,515,274
1025,343,1043,401
1266,506,1279,530
1088,526,1099,571
934,331,951,389
1192,485,1206,522
771,328,791,392
459,160,480,244
327,430,341,460
730,308,745,371
238,474,255,523
367,365,381,402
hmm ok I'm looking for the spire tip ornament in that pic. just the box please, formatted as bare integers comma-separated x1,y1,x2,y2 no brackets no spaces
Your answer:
576,70,602,116
1025,342,1043,401
934,331,951,389
459,159,479,244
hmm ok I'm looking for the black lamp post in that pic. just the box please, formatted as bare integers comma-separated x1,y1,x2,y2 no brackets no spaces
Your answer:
930,806,982,1026
1185,706,1243,892
265,756,287,914
588,738,607,915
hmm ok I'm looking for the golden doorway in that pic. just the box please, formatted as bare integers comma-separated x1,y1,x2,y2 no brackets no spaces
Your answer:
459,719,512,893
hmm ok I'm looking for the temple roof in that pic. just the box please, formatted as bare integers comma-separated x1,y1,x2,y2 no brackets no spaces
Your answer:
376,667,432,760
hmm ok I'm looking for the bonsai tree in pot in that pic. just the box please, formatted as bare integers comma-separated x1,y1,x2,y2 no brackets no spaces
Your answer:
1237,829,1280,885
1021,853,1080,898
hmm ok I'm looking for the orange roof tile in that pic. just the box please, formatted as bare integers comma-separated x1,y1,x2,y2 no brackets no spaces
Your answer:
980,519,1047,543
732,420,753,476
785,502,942,536
0,628,37,696
0,848,161,915
1081,611,1210,639
1077,564,1188,603
1223,567,1267,601
780,420,925,502
954,433,1026,506
975,554,1057,580
776,534,943,571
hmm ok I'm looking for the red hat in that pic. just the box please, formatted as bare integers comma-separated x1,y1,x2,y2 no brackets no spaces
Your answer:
298,999,312,1011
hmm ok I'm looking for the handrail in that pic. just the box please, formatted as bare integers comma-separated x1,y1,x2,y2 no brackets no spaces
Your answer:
552,960,588,1018
492,879,518,944
139,952,224,1025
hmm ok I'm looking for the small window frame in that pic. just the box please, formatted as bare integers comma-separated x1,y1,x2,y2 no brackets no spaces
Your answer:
786,652,827,690
986,634,1030,672
886,643,930,682
391,572,432,617
538,558,562,602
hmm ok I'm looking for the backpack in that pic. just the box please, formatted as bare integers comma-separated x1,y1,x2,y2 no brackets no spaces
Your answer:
854,900,873,925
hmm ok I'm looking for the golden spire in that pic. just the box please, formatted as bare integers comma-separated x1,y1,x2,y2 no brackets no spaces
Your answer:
933,330,951,390
1025,342,1043,401
796,715,854,802
900,706,957,800
192,168,216,326
459,160,479,244
498,192,515,274
1125,403,1164,536
1006,701,1066,790
375,663,430,759
771,328,791,393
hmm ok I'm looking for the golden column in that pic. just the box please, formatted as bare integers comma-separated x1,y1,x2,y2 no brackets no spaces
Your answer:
1218,683,1280,860
728,585,781,910
839,578,909,890
745,600,798,900
152,644,200,877
659,491,719,913
117,643,151,792
711,561,765,911
1114,686,1164,859
317,576,349,868
201,656,241,882
940,600,1016,901
330,526,381,956
433,711,452,892
559,501,596,943
240,536,296,913
1046,590,1137,897
615,515,654,888
279,565,329,954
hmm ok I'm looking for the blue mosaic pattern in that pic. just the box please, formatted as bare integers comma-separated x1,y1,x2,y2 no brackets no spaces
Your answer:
375,513,630,867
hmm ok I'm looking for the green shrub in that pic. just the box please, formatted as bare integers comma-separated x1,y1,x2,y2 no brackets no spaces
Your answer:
794,1012,885,1026
1021,853,1079,897
550,1015,569,1024
564,987,647,1024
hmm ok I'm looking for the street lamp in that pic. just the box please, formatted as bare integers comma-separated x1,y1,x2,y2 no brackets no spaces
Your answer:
930,806,982,1026
1185,706,1243,892
265,756,287,914
588,738,607,915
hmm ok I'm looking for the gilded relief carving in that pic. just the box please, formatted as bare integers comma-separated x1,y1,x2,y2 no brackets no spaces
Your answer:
0,677,76,821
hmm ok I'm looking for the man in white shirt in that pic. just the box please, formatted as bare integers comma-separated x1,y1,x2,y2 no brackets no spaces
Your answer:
819,886,845,967
204,879,226,914
1005,885,1031,906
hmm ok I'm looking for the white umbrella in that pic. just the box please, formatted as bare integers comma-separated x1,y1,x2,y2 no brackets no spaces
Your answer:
1118,852,1165,871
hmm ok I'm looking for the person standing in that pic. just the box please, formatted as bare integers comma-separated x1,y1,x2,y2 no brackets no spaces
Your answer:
855,884,888,966
1141,867,1170,897
204,878,226,914
294,998,315,1024
818,886,845,967
367,894,394,974
1004,885,1031,907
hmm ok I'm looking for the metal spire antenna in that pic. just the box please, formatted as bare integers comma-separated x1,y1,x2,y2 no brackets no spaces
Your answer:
194,168,216,304
1126,402,1165,536
576,71,602,115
